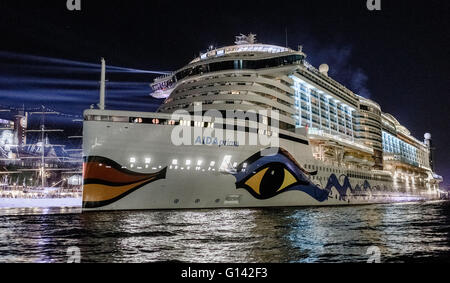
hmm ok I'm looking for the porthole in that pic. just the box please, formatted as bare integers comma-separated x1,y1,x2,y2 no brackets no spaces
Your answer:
195,199,200,204
174,199,180,204
215,199,221,203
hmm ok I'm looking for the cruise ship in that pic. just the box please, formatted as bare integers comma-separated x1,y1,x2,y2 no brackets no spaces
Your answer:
82,34,443,211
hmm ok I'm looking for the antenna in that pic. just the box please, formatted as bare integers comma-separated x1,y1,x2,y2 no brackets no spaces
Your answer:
285,28,288,48
99,58,106,110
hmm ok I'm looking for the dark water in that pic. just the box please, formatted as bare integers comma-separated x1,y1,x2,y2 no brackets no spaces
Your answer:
0,201,449,263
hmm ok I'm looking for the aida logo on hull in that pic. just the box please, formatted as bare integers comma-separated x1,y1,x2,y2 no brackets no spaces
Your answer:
195,136,239,148
170,103,280,153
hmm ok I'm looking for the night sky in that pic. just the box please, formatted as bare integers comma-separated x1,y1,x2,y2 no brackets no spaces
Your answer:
0,0,448,185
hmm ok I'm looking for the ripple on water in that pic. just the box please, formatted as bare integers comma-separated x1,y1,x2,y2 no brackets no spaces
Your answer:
0,201,449,263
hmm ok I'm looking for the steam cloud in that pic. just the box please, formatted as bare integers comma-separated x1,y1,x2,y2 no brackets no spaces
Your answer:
308,44,372,98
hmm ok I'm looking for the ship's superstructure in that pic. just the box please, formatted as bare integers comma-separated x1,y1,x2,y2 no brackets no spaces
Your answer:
82,34,443,211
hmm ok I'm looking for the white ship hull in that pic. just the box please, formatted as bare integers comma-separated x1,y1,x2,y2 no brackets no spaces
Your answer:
82,112,440,211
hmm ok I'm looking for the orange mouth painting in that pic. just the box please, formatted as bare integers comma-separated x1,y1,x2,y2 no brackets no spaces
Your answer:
83,157,167,209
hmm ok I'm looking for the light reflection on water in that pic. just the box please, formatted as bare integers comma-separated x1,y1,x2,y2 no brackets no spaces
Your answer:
0,201,449,263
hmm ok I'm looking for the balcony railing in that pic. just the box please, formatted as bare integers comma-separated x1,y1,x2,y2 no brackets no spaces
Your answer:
308,128,373,153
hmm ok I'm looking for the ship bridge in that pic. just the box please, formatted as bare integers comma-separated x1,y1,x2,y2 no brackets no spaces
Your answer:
190,33,298,64
151,34,305,101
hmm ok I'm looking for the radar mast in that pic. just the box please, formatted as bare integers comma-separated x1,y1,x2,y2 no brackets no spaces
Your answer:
235,33,257,45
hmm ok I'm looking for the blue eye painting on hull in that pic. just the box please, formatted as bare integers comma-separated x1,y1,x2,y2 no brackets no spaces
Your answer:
233,148,382,202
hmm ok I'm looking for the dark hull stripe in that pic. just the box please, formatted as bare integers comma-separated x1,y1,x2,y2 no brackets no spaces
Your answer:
279,134,309,145
83,178,156,187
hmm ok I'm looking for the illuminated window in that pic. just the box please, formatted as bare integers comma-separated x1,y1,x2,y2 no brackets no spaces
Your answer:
220,155,232,171
130,157,136,163
172,159,178,165
145,158,152,164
